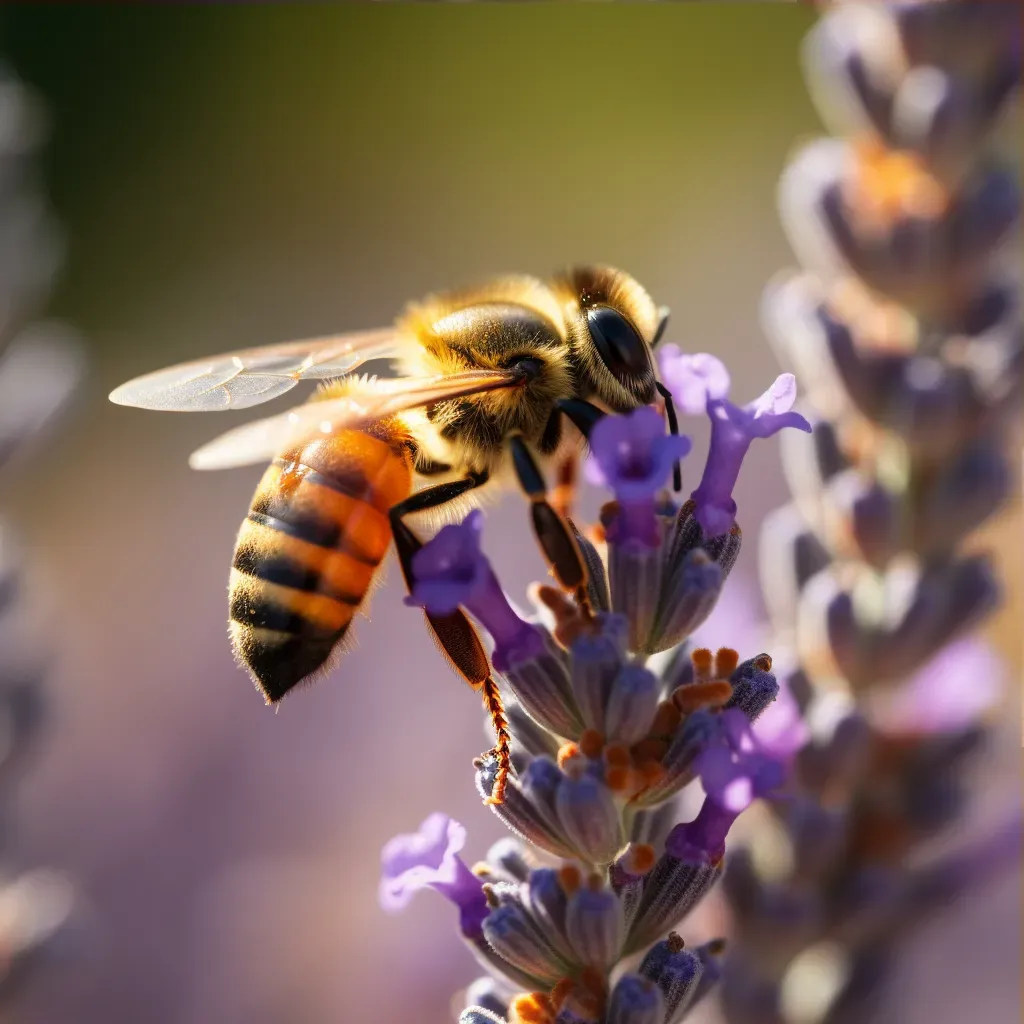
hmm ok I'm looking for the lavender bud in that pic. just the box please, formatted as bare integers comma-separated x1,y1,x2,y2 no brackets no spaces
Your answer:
758,503,831,639
486,838,532,883
482,903,569,985
477,759,576,860
565,881,625,968
569,615,628,732
628,800,684,850
785,799,847,882
625,852,722,955
604,664,659,745
606,974,666,1024
652,549,724,652
555,771,625,865
610,865,645,935
632,710,717,808
607,535,664,653
502,630,582,739
804,556,1000,690
459,1010,506,1024
505,698,561,761
690,938,727,1008
639,935,704,1022
666,500,743,584
520,756,569,834
463,978,510,1020
522,868,575,963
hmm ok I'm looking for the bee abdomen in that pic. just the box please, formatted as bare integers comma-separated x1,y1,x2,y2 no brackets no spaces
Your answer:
230,429,412,703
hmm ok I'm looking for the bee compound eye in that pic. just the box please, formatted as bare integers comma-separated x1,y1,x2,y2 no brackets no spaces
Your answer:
586,305,653,385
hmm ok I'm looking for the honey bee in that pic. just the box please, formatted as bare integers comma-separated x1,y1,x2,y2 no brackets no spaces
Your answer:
110,265,680,802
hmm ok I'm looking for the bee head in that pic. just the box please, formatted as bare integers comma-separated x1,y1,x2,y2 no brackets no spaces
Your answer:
553,266,659,412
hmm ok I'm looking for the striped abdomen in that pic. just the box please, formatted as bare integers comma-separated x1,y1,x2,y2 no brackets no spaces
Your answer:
229,427,413,703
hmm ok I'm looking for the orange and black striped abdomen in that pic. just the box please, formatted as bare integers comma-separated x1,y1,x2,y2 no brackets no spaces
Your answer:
229,427,413,703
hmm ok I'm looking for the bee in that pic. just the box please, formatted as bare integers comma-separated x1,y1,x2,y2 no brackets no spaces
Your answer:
110,265,680,802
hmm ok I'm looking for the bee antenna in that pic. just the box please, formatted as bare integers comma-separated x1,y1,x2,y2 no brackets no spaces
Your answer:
656,381,683,493
653,306,671,347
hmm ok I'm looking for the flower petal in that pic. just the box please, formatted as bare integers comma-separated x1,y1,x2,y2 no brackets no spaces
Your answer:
379,813,466,911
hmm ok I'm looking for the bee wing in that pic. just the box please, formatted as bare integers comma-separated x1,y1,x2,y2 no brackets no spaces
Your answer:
188,369,521,471
108,328,400,412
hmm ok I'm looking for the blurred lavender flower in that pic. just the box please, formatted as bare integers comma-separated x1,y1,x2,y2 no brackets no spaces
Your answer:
0,62,80,1002
718,3,1022,1023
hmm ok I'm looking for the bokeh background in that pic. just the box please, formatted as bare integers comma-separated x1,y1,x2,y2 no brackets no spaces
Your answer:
0,6,1018,1024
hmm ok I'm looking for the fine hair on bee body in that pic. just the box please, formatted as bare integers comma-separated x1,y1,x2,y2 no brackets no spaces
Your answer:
109,264,678,804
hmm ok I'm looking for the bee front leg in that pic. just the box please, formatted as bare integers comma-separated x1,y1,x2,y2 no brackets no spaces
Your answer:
509,434,598,622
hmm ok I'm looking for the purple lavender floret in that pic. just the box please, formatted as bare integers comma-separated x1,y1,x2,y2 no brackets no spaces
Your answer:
405,509,545,671
585,405,691,547
667,709,785,860
659,347,811,537
379,813,489,938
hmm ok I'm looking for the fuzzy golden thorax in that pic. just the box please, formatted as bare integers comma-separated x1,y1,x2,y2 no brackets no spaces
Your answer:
394,278,576,471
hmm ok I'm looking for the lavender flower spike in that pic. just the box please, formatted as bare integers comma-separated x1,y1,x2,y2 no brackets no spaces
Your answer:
380,813,489,939
405,509,545,672
585,406,691,548
659,347,811,537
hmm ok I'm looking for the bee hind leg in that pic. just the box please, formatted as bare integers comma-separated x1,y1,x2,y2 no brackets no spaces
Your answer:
389,472,512,804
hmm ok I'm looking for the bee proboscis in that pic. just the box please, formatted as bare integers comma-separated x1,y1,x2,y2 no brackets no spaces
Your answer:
110,266,681,803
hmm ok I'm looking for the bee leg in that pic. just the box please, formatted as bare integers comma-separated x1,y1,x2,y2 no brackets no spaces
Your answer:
509,435,595,621
556,398,605,439
389,473,511,804
655,381,683,492
551,452,577,521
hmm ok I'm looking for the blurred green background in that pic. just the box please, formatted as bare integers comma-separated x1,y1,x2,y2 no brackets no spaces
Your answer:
1,6,1016,1024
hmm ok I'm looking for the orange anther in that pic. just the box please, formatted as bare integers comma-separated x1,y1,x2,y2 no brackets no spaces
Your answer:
714,647,739,678
621,842,657,876
510,992,556,1024
636,760,667,788
631,737,669,763
557,864,582,895
852,138,949,227
579,728,605,759
690,647,713,680
605,765,632,793
604,743,631,768
671,680,733,714
650,700,682,737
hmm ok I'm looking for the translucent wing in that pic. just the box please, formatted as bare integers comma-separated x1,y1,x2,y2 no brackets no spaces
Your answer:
188,369,521,471
108,328,399,412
